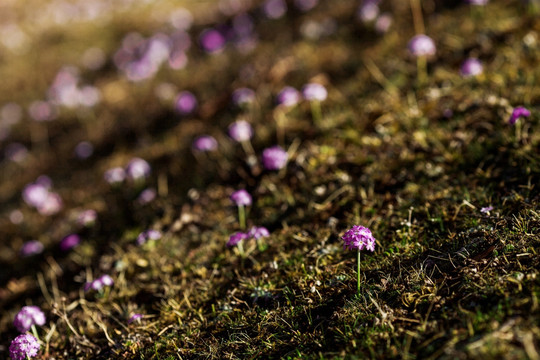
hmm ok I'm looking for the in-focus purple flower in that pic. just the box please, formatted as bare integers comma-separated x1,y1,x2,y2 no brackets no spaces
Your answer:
231,189,252,206
480,206,494,214
74,141,94,159
20,240,44,257
60,234,81,251
9,334,40,360
13,306,46,333
126,158,151,181
262,145,288,170
227,231,248,247
342,225,376,252
460,58,483,77
276,86,301,107
77,209,97,227
508,106,531,125
175,91,198,115
294,0,319,12
408,34,436,57
199,28,226,53
128,313,143,324
193,135,218,152
248,226,270,240
137,188,157,205
232,88,256,107
104,167,126,185
302,83,328,102
136,229,162,245
262,0,287,19
228,120,253,142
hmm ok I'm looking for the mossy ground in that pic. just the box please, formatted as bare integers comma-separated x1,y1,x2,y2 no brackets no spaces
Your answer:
0,0,539,359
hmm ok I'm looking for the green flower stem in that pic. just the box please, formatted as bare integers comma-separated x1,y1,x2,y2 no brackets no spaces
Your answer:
417,56,427,86
31,324,40,342
310,101,322,127
357,250,361,294
238,205,246,230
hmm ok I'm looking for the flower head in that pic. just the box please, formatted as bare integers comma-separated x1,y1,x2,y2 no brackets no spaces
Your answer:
199,28,226,53
408,34,436,57
276,86,300,107
262,145,288,170
248,226,270,240
136,229,162,245
20,240,44,257
228,120,253,142
302,83,328,102
480,206,494,214
230,189,252,206
85,274,114,292
460,58,483,77
9,334,40,360
60,234,81,251
77,209,97,227
128,313,143,324
126,158,151,181
232,88,256,107
342,225,376,252
104,167,126,185
192,135,218,152
13,306,46,333
227,231,248,247
175,91,198,115
509,106,531,125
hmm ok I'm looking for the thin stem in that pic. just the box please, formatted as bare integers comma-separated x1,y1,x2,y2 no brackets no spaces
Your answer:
410,0,425,35
417,56,427,86
276,110,286,146
31,324,40,341
357,250,361,294
310,101,322,127
238,205,246,230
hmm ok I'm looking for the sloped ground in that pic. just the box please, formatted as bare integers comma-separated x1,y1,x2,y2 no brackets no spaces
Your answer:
0,0,539,359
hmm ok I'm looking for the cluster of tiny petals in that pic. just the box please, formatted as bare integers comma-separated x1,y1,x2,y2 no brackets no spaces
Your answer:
227,226,270,246
230,189,252,206
14,306,46,333
509,106,531,125
9,334,40,360
408,34,436,57
342,225,376,252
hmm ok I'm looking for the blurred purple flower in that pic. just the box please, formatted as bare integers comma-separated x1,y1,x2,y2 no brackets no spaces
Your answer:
480,206,493,213
175,91,198,115
408,34,436,57
60,234,80,251
5,143,28,163
128,313,143,324
77,209,97,227
74,141,94,159
302,83,328,102
228,120,253,142
248,226,270,240
20,240,44,257
22,183,49,208
294,0,319,12
375,13,393,34
262,145,288,170
357,0,380,23
85,274,114,292
232,88,256,107
460,58,483,77
137,229,162,245
36,192,63,216
13,306,46,333
137,188,156,205
193,135,218,152
104,167,126,185
509,106,531,125
125,158,151,181
231,189,252,206
28,100,56,122
262,0,287,19
466,0,488,5
199,28,226,53
342,225,376,252
9,334,40,360
227,231,248,247
276,86,300,107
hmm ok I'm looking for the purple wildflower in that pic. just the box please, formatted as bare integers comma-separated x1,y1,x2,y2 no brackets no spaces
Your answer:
60,234,81,251
460,58,483,77
230,189,252,206
77,209,97,227
36,192,63,216
137,188,157,205
375,13,393,34
22,183,49,208
199,28,226,53
342,225,376,252
227,231,248,247
408,34,436,57
262,145,288,170
126,158,151,181
104,167,126,185
9,334,40,360
480,206,494,213
509,106,531,125
228,120,253,142
276,86,301,107
357,0,380,23
192,135,218,152
294,0,319,12
136,229,162,245
20,240,44,257
85,274,114,292
302,83,328,102
175,91,198,115
13,306,46,333
74,141,94,159
466,0,488,5
262,0,287,19
128,313,143,324
248,226,270,240
232,88,256,107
